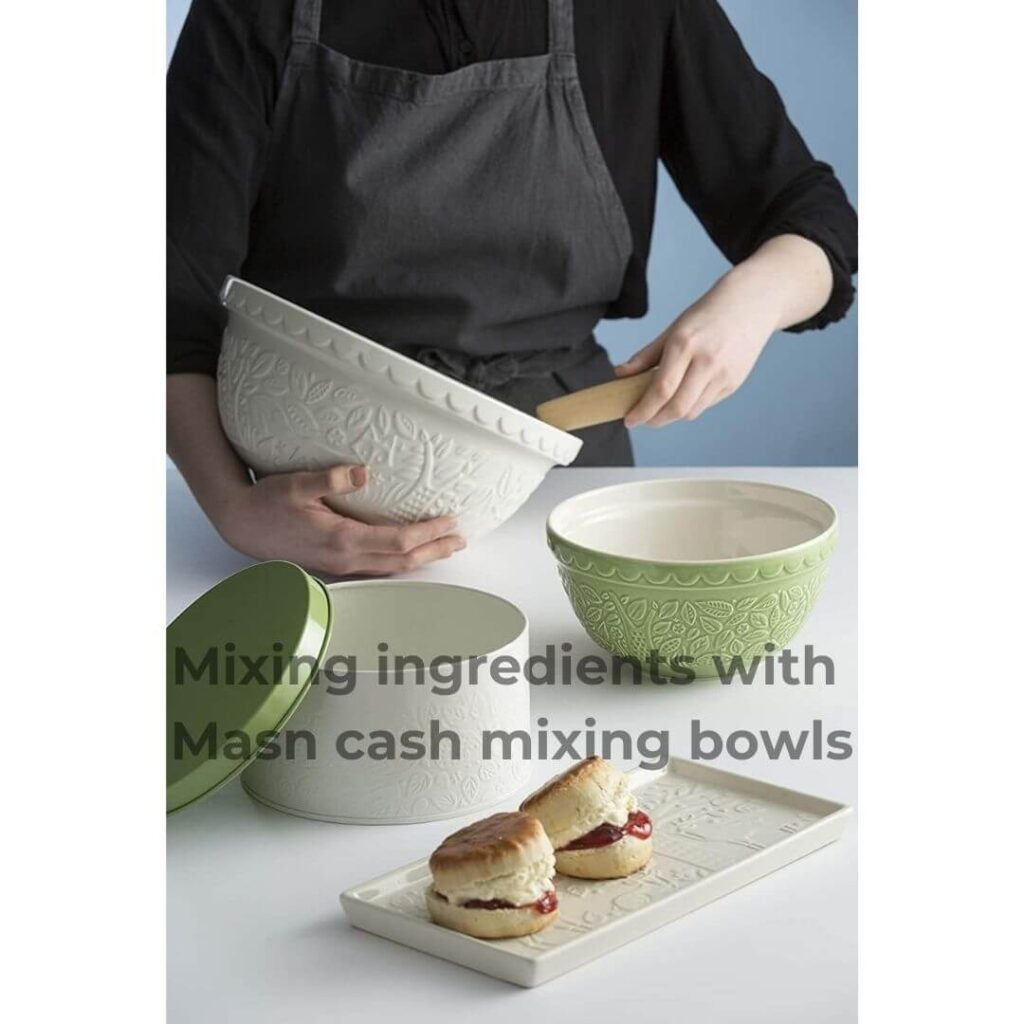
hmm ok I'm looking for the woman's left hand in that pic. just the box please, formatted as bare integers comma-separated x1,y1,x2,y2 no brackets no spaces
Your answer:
617,235,833,427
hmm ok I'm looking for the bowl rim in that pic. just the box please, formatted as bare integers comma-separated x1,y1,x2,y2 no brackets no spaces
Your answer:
546,478,839,568
220,275,583,465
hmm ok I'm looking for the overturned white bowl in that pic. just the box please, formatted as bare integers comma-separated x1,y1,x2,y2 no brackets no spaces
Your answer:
217,278,582,538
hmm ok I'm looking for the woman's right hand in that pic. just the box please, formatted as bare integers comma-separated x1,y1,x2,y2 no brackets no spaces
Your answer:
212,464,465,577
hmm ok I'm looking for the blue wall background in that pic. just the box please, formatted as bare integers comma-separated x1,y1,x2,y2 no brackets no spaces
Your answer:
167,0,857,466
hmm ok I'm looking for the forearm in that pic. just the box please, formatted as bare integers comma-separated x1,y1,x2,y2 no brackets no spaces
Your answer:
167,373,251,528
621,234,836,427
718,234,834,332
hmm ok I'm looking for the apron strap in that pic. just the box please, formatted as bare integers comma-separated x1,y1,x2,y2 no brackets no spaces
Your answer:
548,0,576,56
291,0,322,44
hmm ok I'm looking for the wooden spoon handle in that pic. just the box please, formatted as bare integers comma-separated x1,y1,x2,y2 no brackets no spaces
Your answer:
535,369,656,432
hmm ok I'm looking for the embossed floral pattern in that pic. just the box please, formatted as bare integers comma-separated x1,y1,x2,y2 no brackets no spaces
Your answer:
547,532,836,674
218,331,545,538
560,572,827,671
242,676,532,824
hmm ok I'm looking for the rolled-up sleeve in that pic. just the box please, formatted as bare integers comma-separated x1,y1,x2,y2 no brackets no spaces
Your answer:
659,0,858,331
167,0,289,374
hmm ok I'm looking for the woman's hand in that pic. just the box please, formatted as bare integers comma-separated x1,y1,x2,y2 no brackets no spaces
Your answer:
213,464,465,577
617,235,833,427
167,374,464,577
617,274,775,427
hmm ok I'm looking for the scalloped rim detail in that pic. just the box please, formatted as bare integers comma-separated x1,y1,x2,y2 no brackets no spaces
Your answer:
547,529,838,589
220,277,583,466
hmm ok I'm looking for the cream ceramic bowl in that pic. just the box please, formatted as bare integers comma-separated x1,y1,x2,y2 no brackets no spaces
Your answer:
217,277,582,539
547,479,838,677
241,580,531,824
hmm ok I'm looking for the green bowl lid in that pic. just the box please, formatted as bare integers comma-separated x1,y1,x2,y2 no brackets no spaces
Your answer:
166,561,332,814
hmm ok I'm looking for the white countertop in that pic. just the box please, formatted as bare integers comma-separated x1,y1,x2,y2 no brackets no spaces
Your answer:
167,466,857,1024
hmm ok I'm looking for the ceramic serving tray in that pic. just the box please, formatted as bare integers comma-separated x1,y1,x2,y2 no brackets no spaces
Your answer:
340,757,851,987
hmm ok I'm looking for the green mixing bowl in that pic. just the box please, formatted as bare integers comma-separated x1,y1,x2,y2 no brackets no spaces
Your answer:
547,479,838,678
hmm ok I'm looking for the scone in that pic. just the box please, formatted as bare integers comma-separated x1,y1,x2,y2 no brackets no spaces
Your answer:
520,757,653,879
426,811,559,939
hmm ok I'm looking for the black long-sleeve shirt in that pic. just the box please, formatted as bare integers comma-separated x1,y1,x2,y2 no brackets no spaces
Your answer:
168,0,858,374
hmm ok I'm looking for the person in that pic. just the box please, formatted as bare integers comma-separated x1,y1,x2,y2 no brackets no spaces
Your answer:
167,0,857,576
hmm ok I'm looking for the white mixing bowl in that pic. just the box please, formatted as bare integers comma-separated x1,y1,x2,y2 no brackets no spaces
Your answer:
217,277,582,538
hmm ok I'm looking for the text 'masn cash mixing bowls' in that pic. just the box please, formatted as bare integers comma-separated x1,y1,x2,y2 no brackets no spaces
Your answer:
547,479,838,677
217,277,582,539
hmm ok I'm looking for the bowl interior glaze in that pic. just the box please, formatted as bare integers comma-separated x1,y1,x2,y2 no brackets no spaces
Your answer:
325,580,527,664
548,479,837,564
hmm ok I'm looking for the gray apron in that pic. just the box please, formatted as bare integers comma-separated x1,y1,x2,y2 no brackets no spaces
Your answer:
241,0,635,465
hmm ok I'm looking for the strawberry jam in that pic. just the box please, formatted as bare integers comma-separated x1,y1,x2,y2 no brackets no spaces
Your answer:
461,897,516,910
534,890,558,914
435,890,559,913
561,810,652,851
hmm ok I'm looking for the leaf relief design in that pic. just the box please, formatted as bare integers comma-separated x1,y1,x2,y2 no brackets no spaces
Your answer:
218,331,544,538
558,570,830,673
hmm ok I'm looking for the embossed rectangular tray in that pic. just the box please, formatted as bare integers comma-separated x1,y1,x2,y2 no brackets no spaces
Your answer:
340,758,851,987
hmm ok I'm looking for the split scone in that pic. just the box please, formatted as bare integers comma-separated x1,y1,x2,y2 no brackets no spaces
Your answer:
426,812,559,939
520,757,653,879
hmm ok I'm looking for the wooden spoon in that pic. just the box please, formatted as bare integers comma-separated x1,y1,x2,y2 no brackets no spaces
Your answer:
535,368,656,432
